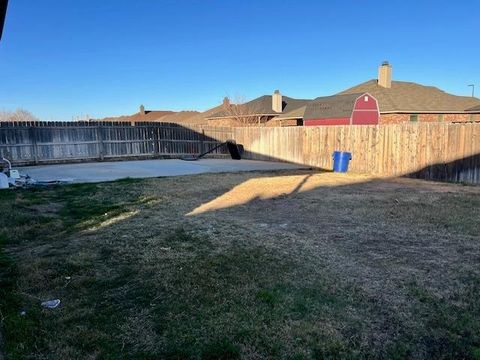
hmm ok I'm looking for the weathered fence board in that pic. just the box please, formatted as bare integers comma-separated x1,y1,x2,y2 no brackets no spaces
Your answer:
234,123,480,184
0,121,234,165
2,121,479,184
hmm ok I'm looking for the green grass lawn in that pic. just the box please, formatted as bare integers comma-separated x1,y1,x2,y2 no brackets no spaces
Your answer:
0,170,480,359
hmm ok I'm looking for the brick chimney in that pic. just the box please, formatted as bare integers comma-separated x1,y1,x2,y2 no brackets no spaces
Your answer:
139,104,145,115
223,97,230,107
378,61,392,88
272,90,282,112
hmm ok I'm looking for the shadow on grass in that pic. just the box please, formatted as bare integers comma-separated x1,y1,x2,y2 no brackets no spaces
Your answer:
0,169,479,358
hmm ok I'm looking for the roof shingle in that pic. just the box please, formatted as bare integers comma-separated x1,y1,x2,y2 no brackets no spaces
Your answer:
339,80,480,113
207,95,311,119
303,93,363,120
466,104,480,112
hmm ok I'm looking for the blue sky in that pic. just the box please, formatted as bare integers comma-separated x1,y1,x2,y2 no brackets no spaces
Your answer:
0,0,478,120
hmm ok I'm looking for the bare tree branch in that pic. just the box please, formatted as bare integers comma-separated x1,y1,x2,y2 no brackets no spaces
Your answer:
0,108,39,122
221,96,265,126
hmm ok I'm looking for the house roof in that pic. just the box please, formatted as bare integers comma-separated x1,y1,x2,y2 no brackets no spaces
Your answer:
99,110,200,123
303,93,364,120
185,104,224,125
273,105,307,120
466,104,480,112
207,95,311,119
155,111,200,123
339,80,480,113
100,110,175,122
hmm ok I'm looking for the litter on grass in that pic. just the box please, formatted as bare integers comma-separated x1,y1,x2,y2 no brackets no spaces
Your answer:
1,157,73,189
41,299,61,309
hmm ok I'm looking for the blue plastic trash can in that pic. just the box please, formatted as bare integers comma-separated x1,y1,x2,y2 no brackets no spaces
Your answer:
332,151,352,173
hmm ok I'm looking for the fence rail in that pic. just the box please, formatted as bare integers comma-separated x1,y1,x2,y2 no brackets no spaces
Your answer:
1,121,479,184
0,121,234,165
233,123,480,184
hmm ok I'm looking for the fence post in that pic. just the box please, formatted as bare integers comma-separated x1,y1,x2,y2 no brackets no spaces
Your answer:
153,125,160,156
97,123,104,161
200,129,205,155
29,126,39,165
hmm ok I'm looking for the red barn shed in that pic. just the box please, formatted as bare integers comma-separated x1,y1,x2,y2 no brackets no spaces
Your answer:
303,92,379,126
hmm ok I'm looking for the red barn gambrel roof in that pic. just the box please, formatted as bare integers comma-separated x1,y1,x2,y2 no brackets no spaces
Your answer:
303,93,368,120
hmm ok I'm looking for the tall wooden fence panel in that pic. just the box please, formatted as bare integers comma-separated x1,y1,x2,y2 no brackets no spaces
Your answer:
234,123,480,184
2,121,479,183
0,121,234,165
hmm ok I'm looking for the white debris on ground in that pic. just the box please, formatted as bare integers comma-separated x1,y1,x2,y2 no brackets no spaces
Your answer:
40,299,61,309
1,157,73,189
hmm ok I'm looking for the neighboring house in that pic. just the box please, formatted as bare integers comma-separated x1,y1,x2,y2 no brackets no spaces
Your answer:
101,62,480,127
156,110,201,123
205,91,311,127
339,62,480,124
269,62,480,126
466,104,480,113
266,105,307,127
271,93,379,126
99,105,199,125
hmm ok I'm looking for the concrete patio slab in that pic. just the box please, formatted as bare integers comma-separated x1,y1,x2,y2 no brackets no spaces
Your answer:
17,159,308,184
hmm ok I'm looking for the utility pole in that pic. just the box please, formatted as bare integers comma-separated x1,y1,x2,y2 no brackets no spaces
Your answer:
468,84,475,97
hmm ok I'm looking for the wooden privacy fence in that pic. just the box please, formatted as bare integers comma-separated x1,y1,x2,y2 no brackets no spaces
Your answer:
1,121,479,184
0,121,234,165
234,123,480,184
